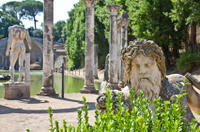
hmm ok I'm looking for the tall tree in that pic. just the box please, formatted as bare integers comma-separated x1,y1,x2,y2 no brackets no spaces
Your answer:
95,0,110,68
125,0,183,66
0,10,21,39
2,0,43,29
54,21,66,43
19,0,43,29
169,0,200,52
2,1,21,18
65,0,111,69
65,2,86,69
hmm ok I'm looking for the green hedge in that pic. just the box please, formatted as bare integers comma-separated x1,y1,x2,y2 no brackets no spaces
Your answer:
176,52,200,73
27,89,200,132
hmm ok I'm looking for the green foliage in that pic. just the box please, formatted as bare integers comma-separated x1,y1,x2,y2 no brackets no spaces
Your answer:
65,0,194,69
176,52,200,73
0,9,21,39
32,29,43,38
169,0,200,52
126,0,174,47
2,0,43,29
2,1,21,16
48,107,55,132
47,89,200,132
169,0,200,28
54,21,66,43
64,1,85,69
95,0,110,68
19,0,43,29
27,27,43,38
64,0,111,69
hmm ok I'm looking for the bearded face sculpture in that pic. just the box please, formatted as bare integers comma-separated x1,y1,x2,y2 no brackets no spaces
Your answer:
121,40,166,102
97,39,198,122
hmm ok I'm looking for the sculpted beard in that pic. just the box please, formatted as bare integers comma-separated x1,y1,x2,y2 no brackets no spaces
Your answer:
130,66,162,102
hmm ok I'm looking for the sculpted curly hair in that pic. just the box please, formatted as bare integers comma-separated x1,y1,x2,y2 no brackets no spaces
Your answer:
121,40,166,84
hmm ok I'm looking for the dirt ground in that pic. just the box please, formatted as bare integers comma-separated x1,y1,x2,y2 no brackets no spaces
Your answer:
0,93,98,132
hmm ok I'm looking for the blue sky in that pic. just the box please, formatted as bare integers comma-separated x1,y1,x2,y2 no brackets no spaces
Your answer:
0,0,80,28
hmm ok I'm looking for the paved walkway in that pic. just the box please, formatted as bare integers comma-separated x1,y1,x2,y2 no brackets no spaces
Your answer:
0,93,98,132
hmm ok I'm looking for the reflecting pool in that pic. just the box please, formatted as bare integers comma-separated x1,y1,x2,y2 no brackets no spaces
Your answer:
0,71,100,98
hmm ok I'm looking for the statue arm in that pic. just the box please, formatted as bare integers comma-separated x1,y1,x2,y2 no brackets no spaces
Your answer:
26,31,32,50
6,31,12,56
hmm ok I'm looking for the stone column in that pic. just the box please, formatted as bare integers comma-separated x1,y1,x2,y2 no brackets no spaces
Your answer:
117,17,122,84
80,0,98,93
93,44,98,79
107,5,121,89
121,12,129,48
40,0,56,96
118,12,129,88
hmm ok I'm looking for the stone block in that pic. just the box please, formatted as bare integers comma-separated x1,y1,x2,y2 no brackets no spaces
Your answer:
4,82,30,99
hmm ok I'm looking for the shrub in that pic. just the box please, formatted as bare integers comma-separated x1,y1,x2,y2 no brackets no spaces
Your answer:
46,89,200,132
176,52,200,73
32,29,43,38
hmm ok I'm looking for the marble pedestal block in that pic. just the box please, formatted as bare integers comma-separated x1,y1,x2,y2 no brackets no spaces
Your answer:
4,82,30,99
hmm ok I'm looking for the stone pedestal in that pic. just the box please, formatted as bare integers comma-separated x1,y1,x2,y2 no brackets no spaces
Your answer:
80,0,98,93
4,82,30,99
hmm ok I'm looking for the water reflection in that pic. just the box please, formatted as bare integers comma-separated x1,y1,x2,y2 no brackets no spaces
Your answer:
0,71,100,98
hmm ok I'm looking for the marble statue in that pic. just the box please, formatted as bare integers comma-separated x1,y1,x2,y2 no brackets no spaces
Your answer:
5,25,31,83
121,40,166,103
97,40,199,122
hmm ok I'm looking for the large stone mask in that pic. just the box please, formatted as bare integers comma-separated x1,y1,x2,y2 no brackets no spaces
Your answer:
121,40,166,101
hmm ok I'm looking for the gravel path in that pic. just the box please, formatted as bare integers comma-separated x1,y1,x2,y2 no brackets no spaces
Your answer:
0,93,98,132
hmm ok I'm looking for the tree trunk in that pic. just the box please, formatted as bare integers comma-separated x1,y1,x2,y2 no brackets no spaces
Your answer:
162,46,171,68
189,24,197,52
172,47,179,62
33,16,37,29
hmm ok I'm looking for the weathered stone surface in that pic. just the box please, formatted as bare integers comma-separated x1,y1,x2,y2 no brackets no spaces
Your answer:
107,5,121,89
97,40,197,122
117,12,129,87
185,73,200,123
104,54,109,81
96,86,130,113
121,40,165,101
40,0,56,96
93,44,98,79
6,25,32,83
160,74,194,122
4,82,30,99
80,0,98,93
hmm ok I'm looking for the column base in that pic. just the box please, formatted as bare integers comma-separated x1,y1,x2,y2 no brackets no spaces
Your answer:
38,87,58,96
4,82,30,99
80,85,99,94
108,83,120,90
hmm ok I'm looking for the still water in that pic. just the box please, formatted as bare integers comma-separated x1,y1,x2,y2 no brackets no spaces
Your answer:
0,71,100,98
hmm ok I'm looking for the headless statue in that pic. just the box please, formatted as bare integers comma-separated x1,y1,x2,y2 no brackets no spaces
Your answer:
5,25,31,83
